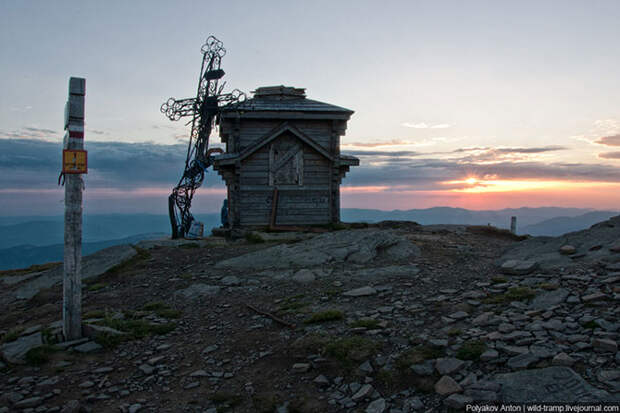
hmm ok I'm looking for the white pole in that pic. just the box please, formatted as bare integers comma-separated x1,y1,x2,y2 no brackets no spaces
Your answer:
63,77,86,341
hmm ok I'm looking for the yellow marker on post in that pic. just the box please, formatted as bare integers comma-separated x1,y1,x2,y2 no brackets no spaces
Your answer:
62,149,88,174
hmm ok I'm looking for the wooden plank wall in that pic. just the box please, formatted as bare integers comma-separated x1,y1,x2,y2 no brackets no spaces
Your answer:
238,142,332,225
238,120,332,152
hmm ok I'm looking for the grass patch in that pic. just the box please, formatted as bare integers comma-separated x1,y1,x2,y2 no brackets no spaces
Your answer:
482,287,535,304
25,345,59,365
83,310,106,319
94,332,125,349
179,273,193,280
456,340,486,361
324,336,380,365
447,328,462,337
277,295,309,314
466,225,528,241
179,243,200,249
245,232,265,244
0,262,61,278
87,282,108,292
582,320,600,329
142,301,168,311
491,276,507,284
98,315,176,339
103,247,151,276
350,319,381,329
395,345,445,370
1,327,24,344
156,308,182,319
304,310,343,324
537,283,558,290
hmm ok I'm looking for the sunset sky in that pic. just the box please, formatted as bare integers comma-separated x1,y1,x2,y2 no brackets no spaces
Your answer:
1,0,619,215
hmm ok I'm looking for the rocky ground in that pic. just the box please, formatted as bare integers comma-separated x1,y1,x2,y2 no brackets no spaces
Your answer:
0,219,619,413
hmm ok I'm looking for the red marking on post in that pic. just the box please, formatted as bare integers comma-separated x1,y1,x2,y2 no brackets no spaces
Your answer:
69,131,84,139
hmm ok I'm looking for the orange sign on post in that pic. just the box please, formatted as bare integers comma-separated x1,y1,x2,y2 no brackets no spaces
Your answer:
62,149,88,174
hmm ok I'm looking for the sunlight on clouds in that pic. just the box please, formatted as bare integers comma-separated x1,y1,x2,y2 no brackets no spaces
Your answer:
442,178,619,193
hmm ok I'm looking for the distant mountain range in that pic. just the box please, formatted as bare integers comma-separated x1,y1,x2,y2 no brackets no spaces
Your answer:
341,207,618,233
0,233,165,271
0,207,617,270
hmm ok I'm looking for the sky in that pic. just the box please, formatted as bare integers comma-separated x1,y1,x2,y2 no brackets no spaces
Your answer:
1,0,619,215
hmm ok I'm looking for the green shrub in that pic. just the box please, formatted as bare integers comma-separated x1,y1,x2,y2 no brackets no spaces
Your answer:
304,310,343,324
456,340,486,360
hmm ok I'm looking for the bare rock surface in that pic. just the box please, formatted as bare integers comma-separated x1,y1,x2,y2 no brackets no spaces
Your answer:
0,332,42,363
215,229,420,270
495,367,617,402
500,215,620,270
13,244,138,300
0,222,618,412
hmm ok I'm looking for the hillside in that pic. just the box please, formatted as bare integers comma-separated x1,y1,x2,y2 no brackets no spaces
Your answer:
0,219,618,411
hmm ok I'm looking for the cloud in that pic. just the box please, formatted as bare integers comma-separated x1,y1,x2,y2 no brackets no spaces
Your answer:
595,134,620,147
401,122,451,129
344,150,421,157
0,138,227,190
342,139,411,148
599,151,620,160
0,126,59,140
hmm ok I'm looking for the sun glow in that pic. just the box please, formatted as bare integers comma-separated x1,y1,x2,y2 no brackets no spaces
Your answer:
442,178,618,193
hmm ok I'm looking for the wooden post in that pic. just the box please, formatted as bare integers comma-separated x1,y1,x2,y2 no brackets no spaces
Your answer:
510,216,517,234
62,77,86,341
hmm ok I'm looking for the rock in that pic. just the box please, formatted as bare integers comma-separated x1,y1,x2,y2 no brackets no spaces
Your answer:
174,283,220,299
529,288,570,310
313,374,330,386
581,292,607,302
592,338,618,353
359,360,373,374
139,364,154,375
129,403,142,413
216,229,419,270
403,397,424,411
220,275,241,286
444,393,473,409
292,269,316,283
354,265,420,279
495,367,614,402
79,380,95,388
448,311,469,320
552,352,575,366
343,286,377,297
411,361,434,376
480,349,499,362
435,358,466,375
506,353,539,369
434,376,462,396
292,363,310,373
501,259,538,275
60,400,81,413
559,245,576,255
365,398,386,413
14,396,43,408
73,341,102,353
0,332,42,363
472,312,493,326
15,244,137,300
351,383,374,401
83,323,127,340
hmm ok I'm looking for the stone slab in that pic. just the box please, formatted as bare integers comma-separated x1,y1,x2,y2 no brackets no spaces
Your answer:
14,245,137,300
495,367,616,402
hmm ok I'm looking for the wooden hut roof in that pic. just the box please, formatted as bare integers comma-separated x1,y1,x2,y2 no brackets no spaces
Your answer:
221,85,353,115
